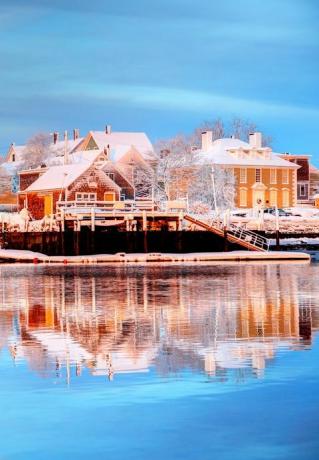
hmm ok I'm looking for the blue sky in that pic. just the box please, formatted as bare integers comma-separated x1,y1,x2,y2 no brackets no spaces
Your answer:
0,0,318,160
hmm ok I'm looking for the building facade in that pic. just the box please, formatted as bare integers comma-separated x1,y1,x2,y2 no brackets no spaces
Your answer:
279,154,310,203
197,132,299,208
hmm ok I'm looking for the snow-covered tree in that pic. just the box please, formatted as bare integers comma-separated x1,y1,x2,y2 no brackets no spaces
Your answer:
20,133,53,169
152,117,270,212
187,165,235,213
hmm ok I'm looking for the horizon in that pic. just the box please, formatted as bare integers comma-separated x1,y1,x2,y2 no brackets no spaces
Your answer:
0,0,318,162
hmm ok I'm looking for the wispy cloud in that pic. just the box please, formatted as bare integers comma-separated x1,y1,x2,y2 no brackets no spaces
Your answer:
58,83,319,119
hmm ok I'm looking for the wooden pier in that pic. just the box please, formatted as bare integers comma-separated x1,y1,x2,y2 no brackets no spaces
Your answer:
0,200,272,255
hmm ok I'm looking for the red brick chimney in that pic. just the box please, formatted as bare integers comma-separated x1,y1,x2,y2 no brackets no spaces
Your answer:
73,128,80,140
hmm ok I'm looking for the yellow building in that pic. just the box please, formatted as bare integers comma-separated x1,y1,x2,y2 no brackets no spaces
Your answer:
199,132,299,208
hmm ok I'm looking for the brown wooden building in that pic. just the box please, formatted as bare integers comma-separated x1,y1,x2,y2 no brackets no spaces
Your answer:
18,159,131,219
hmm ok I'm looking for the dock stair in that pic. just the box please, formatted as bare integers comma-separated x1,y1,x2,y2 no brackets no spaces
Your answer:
184,214,270,252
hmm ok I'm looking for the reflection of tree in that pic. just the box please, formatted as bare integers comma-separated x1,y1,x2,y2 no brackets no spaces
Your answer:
0,264,317,383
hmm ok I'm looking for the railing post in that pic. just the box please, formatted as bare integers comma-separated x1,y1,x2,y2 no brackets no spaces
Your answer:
91,207,95,232
61,208,65,232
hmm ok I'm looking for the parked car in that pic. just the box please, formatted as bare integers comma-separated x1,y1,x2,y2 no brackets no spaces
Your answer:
232,211,248,218
263,207,293,217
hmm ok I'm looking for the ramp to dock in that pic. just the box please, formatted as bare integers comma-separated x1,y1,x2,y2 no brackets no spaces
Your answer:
184,214,270,252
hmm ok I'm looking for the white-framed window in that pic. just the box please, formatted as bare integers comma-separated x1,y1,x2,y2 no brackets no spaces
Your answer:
269,189,277,207
282,169,289,184
282,189,290,207
106,172,115,181
298,184,308,198
255,168,261,183
76,192,97,202
239,188,247,207
240,168,247,184
270,169,277,184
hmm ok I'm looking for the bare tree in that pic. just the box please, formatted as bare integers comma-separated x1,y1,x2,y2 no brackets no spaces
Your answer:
152,116,270,211
153,134,197,201
190,118,225,147
133,164,155,199
20,133,54,169
0,166,12,194
187,165,235,212
190,117,272,147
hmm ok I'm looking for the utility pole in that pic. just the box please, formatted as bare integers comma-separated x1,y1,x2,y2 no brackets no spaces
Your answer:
211,164,218,216
63,130,69,165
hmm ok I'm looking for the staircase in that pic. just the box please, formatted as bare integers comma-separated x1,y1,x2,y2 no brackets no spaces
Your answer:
184,214,269,252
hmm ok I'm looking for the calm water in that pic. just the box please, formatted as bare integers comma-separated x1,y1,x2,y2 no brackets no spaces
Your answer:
0,262,319,460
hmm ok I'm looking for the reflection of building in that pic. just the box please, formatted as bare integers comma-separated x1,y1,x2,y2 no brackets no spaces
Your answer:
0,264,317,383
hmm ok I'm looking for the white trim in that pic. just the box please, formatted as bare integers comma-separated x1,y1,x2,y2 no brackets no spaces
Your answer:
76,192,97,202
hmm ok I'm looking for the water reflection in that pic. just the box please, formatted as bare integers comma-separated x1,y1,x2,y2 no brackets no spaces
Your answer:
0,264,318,383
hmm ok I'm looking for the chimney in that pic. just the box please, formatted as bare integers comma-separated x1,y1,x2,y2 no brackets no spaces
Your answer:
249,132,262,148
73,128,80,140
201,131,213,151
53,132,59,144
64,130,68,141
105,125,112,134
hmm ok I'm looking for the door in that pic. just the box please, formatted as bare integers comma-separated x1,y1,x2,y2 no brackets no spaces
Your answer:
253,190,265,207
44,195,53,216
104,192,115,202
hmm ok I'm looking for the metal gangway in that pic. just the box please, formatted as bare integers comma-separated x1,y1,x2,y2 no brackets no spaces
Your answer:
184,214,270,252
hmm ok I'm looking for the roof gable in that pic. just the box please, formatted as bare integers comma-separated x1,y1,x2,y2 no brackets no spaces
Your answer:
25,163,91,192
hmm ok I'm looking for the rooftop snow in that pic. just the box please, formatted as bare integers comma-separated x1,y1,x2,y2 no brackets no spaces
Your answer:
195,138,299,168
25,162,91,192
89,131,155,160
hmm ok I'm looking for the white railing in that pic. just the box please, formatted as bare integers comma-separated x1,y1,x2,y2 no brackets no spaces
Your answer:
184,214,270,251
226,222,270,251
56,199,158,213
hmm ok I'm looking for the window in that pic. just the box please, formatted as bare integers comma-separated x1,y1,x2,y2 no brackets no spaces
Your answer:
12,154,15,162
239,168,247,183
298,184,307,197
255,168,261,183
76,193,97,202
282,169,289,184
269,189,277,207
282,189,290,207
239,188,247,207
270,169,277,184
106,172,115,181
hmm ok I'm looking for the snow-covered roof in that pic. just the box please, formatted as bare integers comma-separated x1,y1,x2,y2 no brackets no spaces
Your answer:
195,138,299,169
5,138,83,164
310,164,319,174
25,163,91,192
50,138,84,155
87,131,155,160
49,149,101,166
